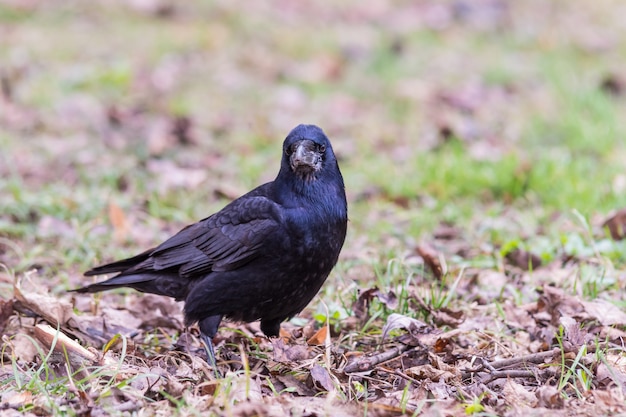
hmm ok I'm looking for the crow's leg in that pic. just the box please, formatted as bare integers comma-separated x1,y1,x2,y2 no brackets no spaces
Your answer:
260,318,282,337
199,315,223,377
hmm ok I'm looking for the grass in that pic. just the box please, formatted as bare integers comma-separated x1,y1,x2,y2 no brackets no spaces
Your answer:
2,1,626,415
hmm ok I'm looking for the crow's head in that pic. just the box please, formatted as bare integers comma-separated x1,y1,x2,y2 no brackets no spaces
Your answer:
281,124,335,182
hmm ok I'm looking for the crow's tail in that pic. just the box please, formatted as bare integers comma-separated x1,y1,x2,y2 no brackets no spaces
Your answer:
72,271,188,300
84,249,153,276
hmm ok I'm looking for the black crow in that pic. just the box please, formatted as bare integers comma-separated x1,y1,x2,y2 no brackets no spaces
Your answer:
74,124,348,367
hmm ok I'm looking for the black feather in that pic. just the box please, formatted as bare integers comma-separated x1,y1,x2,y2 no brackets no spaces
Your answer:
73,124,348,364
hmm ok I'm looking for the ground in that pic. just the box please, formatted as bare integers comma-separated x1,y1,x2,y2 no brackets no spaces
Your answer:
1,0,626,416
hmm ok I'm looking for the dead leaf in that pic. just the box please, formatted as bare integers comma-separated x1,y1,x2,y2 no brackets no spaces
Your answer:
406,364,458,383
0,299,14,334
431,307,464,327
603,208,626,240
306,325,328,346
310,364,335,392
1,390,33,409
433,223,461,240
506,248,542,270
536,385,564,409
147,159,207,192
352,287,398,320
7,333,40,362
352,287,378,320
382,313,428,341
272,338,311,363
502,379,537,408
108,202,129,242
600,73,626,97
376,290,398,310
582,299,626,326
14,284,74,326
274,374,316,396
502,299,535,329
416,243,445,278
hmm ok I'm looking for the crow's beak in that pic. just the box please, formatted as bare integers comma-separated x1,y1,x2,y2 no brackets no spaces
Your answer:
290,140,321,173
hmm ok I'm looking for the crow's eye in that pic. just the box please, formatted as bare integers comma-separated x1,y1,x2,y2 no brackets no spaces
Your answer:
318,144,326,153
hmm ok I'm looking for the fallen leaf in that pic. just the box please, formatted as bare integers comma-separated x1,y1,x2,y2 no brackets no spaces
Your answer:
600,73,626,97
501,379,537,408
272,338,311,363
274,374,316,396
352,287,378,320
8,333,40,362
602,208,626,240
416,243,445,278
310,364,335,392
14,284,74,326
406,364,458,383
306,325,328,346
0,299,14,334
582,299,626,326
352,287,398,320
536,385,563,409
431,307,464,327
108,202,129,242
1,390,33,409
382,313,428,341
505,248,542,270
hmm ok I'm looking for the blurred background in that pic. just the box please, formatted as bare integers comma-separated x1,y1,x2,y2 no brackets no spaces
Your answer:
1,0,626,287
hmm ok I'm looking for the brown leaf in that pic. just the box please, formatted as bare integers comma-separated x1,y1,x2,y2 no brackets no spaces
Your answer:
433,223,461,240
310,364,335,392
306,325,328,346
352,287,398,320
405,364,458,383
0,299,14,334
536,385,564,409
600,73,626,97
272,338,311,363
582,299,626,326
433,337,453,354
170,115,195,145
502,299,535,329
8,333,40,362
416,243,445,278
603,208,626,240
431,307,464,327
1,390,33,409
505,248,542,270
382,313,428,342
352,287,378,320
14,284,74,326
274,374,316,396
501,380,537,408
108,202,129,242
376,290,398,310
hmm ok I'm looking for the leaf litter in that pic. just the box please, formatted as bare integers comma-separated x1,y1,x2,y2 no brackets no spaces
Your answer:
6,231,626,416
2,1,626,416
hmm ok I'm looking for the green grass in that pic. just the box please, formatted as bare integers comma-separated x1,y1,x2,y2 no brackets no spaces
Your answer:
2,1,626,415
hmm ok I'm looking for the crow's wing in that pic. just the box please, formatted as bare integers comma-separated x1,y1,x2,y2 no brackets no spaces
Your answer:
124,195,283,278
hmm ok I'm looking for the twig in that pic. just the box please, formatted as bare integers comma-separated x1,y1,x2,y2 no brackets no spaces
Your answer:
483,369,537,383
488,348,559,370
392,368,421,385
343,345,411,373
462,348,560,382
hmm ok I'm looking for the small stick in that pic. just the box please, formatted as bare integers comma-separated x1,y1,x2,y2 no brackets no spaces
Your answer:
488,348,559,370
343,345,411,373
